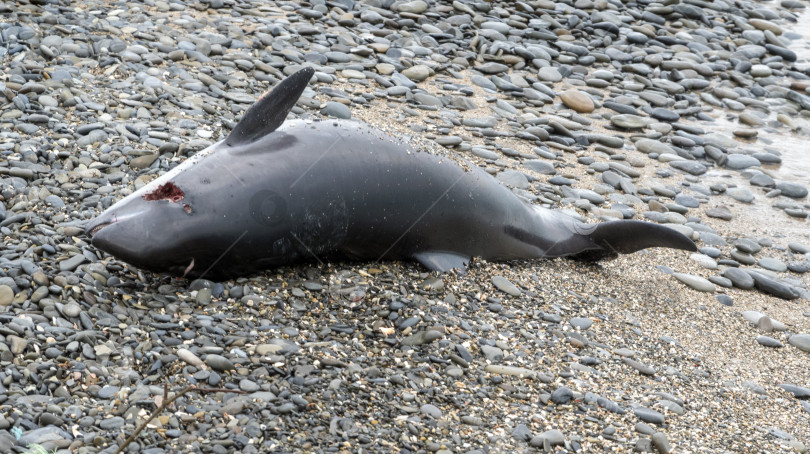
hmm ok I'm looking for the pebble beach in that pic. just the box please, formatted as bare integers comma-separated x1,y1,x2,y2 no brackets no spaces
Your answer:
1,0,810,452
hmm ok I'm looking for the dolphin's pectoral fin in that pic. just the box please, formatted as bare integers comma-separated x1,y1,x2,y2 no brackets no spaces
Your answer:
413,251,470,273
225,67,315,147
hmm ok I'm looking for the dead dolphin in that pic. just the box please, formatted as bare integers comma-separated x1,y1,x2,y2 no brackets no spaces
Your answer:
86,67,696,279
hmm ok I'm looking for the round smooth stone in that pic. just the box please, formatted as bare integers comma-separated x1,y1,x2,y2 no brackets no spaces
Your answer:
537,67,562,82
321,102,351,119
788,334,810,352
0,285,13,306
397,0,428,13
749,18,782,35
530,429,565,447
401,65,431,81
727,188,755,203
650,108,679,122
611,114,648,129
722,268,755,289
476,62,508,74
750,64,772,77
690,253,718,269
758,257,787,272
669,161,707,175
341,69,365,79
757,336,783,348
708,276,732,288
560,90,595,113
775,181,808,198
716,294,733,306
550,386,574,404
749,173,775,187
635,138,674,155
492,276,521,296
524,159,556,175
789,242,810,254
570,317,593,330
725,154,761,170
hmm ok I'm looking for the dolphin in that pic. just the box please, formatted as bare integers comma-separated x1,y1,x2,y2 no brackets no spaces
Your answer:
86,67,697,279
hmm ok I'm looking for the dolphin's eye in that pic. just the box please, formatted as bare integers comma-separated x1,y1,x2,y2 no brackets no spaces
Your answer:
143,182,185,203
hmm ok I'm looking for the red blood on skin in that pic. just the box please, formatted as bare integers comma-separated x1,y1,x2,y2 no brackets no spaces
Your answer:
143,182,184,202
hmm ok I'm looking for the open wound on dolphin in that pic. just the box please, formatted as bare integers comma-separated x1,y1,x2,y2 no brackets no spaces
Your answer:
143,182,184,202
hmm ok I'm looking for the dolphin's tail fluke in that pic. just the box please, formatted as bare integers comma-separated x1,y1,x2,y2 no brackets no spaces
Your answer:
569,220,698,260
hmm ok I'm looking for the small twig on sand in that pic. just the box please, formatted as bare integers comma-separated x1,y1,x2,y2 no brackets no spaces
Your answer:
113,385,244,454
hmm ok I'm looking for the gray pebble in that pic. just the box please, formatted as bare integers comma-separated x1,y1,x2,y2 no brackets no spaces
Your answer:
205,354,235,371
651,432,672,453
420,404,442,419
634,407,665,425
780,383,810,398
722,268,755,290
550,386,574,404
672,273,715,292
60,254,87,272
529,429,565,447
775,181,808,198
401,65,431,82
321,102,351,119
757,336,784,348
788,334,810,352
492,276,521,296
570,317,592,330
669,161,707,176
481,345,504,362
726,188,754,203
623,358,656,376
99,416,125,430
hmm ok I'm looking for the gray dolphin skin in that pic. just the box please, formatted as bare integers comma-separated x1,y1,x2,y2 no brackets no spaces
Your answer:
86,67,697,279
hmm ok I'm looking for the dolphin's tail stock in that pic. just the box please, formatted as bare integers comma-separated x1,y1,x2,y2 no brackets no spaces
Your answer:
567,220,698,260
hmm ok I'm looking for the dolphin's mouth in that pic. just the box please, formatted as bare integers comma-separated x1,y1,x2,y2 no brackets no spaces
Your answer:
88,222,111,238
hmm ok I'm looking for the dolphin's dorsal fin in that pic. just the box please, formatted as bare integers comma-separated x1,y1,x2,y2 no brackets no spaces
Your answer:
225,67,315,147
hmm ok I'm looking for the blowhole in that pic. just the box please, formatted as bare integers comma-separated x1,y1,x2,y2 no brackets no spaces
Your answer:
143,182,184,202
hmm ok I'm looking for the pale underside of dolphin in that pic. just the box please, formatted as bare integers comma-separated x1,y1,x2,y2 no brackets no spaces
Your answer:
85,67,697,279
